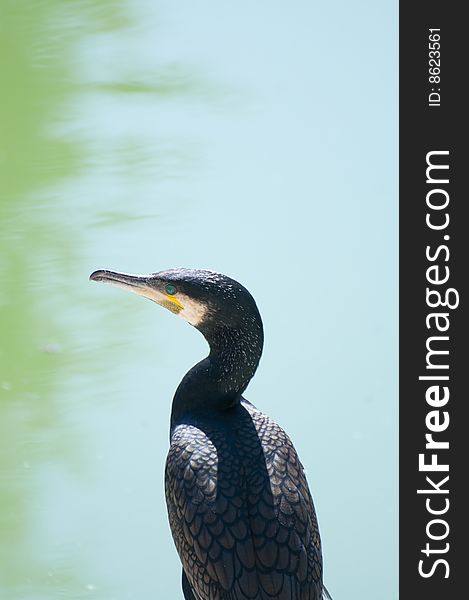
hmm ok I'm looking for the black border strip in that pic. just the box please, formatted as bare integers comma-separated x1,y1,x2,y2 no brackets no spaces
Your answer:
400,3,465,598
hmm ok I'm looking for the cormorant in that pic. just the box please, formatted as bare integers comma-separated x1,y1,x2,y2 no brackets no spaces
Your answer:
90,267,331,600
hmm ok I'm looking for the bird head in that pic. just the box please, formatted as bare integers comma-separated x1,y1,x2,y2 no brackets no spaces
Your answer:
89,268,262,335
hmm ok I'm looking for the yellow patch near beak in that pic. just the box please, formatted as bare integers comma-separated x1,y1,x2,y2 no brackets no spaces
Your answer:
162,294,184,314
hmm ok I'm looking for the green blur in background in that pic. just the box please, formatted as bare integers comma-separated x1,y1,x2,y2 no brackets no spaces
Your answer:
0,1,397,598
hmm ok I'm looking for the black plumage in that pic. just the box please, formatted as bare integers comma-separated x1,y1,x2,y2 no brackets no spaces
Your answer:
90,268,330,600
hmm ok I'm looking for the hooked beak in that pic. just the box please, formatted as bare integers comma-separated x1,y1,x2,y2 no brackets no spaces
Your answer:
89,269,184,313
90,269,150,290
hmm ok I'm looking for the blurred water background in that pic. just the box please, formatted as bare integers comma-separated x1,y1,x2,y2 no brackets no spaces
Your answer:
0,1,397,598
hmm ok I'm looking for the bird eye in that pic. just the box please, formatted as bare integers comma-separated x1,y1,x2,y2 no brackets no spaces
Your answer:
165,284,177,296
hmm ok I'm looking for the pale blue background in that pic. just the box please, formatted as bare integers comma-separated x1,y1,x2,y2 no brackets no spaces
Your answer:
1,1,397,598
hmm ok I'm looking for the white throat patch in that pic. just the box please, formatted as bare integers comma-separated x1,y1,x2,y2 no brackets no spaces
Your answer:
175,293,208,326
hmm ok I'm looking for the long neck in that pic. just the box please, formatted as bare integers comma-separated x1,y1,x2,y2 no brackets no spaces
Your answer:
170,319,263,428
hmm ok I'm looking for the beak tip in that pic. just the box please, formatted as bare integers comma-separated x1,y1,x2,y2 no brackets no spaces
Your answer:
89,269,107,283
